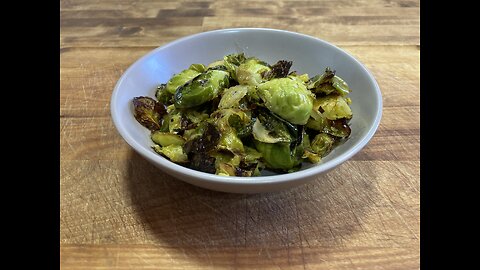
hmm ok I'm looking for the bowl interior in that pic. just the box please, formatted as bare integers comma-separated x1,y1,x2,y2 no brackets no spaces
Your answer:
112,28,381,180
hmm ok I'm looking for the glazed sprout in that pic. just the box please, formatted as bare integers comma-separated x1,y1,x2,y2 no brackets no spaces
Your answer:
151,132,186,147
131,53,353,175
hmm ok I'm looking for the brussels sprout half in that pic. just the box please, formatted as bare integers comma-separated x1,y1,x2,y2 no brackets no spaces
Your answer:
257,77,314,125
132,96,167,131
236,58,271,86
315,95,353,120
218,85,249,109
211,109,251,154
152,144,188,163
308,67,351,96
223,53,247,81
151,132,185,147
252,108,294,144
174,69,230,108
310,133,336,157
165,64,207,94
254,141,302,171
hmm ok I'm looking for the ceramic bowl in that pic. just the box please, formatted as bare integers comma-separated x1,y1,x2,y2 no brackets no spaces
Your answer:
111,28,382,193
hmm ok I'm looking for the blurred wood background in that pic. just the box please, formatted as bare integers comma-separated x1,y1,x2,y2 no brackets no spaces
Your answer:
60,0,420,269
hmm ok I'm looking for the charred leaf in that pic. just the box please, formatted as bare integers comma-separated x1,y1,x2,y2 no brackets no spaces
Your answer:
263,60,293,80
132,96,167,131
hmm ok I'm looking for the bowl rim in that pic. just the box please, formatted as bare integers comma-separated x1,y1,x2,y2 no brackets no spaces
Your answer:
111,27,382,185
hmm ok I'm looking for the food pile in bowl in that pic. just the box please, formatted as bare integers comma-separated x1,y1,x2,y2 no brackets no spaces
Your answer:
131,53,353,177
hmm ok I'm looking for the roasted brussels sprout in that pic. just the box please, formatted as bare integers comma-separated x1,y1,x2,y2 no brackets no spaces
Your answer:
132,96,167,131
252,108,295,144
218,85,249,109
211,109,251,154
131,54,353,176
315,95,352,120
152,144,188,163
174,69,230,108
155,84,172,104
228,113,253,139
308,67,351,96
257,77,314,125
254,141,302,171
207,60,225,69
310,133,336,157
165,64,206,94
236,58,271,85
306,115,351,138
183,123,220,173
223,53,247,81
262,60,292,80
210,150,240,176
151,132,185,147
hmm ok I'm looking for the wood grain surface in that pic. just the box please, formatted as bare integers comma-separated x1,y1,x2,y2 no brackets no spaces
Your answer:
60,0,420,269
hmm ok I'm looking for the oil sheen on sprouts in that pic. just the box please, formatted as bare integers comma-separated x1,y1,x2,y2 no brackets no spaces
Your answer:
132,53,353,176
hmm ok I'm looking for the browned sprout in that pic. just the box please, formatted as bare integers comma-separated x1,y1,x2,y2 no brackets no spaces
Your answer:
183,123,221,174
132,96,167,131
131,53,353,176
263,60,293,80
308,67,351,96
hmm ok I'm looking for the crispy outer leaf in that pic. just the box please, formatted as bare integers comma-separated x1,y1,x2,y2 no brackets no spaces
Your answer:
224,53,246,66
308,67,350,96
218,85,249,109
236,58,271,86
152,144,188,163
228,114,253,139
252,108,294,144
166,69,203,94
190,152,217,174
235,162,259,177
306,117,351,138
132,96,166,131
329,118,351,138
263,60,293,80
316,95,352,120
307,67,335,86
155,84,173,104
183,123,221,174
189,63,207,73
183,123,220,154
223,53,247,81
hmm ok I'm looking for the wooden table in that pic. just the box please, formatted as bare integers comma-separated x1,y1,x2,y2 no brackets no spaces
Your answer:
60,0,420,269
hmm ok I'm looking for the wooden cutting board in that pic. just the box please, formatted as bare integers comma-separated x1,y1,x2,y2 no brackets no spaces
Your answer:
60,0,419,269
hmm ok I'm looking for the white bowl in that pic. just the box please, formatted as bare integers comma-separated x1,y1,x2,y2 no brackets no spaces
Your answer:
111,28,382,193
